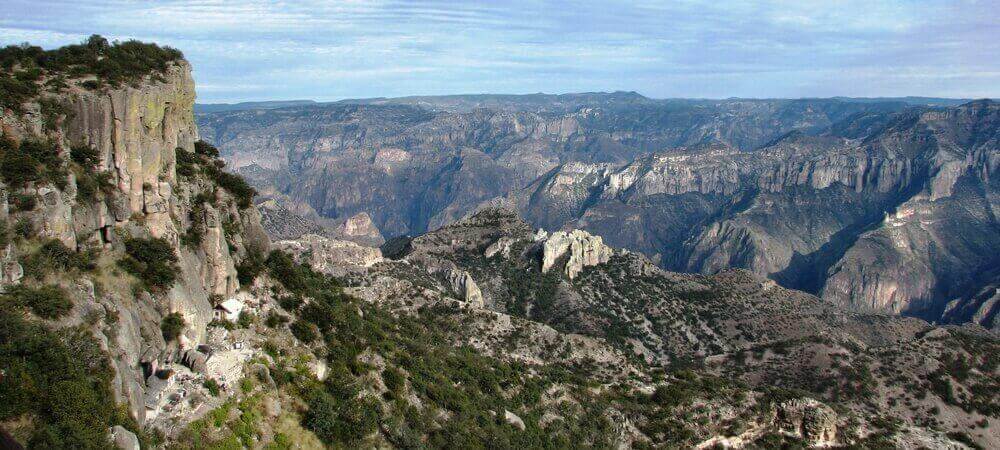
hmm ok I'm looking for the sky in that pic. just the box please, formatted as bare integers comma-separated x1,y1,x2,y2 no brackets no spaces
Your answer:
1,1,997,103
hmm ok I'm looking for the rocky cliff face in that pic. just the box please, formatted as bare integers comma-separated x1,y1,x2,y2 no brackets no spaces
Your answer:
515,101,1000,327
1,59,268,426
198,96,905,238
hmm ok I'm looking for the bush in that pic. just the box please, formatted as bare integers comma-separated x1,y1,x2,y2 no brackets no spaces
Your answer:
0,137,66,188
118,237,179,292
180,202,205,248
304,391,379,445
0,145,40,186
161,312,185,341
74,169,113,203
209,169,255,209
195,140,220,158
21,238,94,279
0,308,127,448
70,145,100,168
236,250,266,286
237,310,254,328
382,367,405,395
290,320,319,344
175,147,199,177
39,98,71,131
203,378,221,397
1,284,73,319
13,217,34,239
11,193,36,211
265,311,290,328
1,35,183,89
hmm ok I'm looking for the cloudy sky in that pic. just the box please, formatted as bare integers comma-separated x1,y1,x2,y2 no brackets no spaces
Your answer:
1,1,997,103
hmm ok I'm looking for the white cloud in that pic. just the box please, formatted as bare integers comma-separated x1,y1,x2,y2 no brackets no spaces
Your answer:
1,0,996,102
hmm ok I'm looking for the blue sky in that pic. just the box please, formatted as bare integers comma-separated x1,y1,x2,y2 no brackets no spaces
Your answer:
1,1,997,103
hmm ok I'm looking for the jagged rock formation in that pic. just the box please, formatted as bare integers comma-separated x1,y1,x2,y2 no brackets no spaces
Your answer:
256,197,327,240
541,229,614,279
333,211,384,246
4,37,995,449
517,101,1000,327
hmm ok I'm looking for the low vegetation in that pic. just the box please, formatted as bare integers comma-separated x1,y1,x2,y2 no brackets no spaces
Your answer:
0,306,143,447
0,34,184,112
118,236,180,292
1,284,73,319
176,142,256,208
161,312,185,341
0,135,67,189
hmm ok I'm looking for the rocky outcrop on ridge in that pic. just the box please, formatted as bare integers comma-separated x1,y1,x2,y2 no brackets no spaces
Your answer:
541,229,615,279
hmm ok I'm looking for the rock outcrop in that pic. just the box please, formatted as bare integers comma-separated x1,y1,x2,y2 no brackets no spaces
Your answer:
333,212,384,246
775,398,838,446
275,234,383,276
541,229,614,279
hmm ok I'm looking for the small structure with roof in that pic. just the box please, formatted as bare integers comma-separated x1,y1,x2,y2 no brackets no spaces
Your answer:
213,297,245,322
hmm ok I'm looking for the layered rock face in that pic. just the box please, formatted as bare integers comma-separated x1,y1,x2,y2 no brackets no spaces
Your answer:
518,102,1000,328
1,61,268,424
198,95,998,328
198,96,903,238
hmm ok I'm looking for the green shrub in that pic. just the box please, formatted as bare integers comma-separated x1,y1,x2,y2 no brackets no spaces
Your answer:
0,35,184,89
1,284,73,319
0,137,66,188
0,145,40,186
236,250,266,286
180,202,205,248
0,308,129,448
74,169,114,203
304,391,379,445
237,310,254,328
195,140,220,158
203,378,221,397
161,312,185,341
382,367,405,395
265,311,289,328
70,145,101,168
175,147,199,177
13,217,34,239
209,169,255,209
290,320,319,344
118,237,179,292
12,193,36,211
265,250,343,301
22,238,95,279
39,97,71,131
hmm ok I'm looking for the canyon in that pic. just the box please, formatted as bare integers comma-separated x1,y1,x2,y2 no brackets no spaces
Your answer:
198,94,1000,330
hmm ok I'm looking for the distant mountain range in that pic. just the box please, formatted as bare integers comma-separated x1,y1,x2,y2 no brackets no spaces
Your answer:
195,93,984,114
197,93,1000,332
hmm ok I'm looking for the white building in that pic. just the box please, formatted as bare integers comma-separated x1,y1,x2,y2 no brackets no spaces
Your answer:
213,298,244,322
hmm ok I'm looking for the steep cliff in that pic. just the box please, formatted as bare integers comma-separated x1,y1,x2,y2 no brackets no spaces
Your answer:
0,38,268,444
